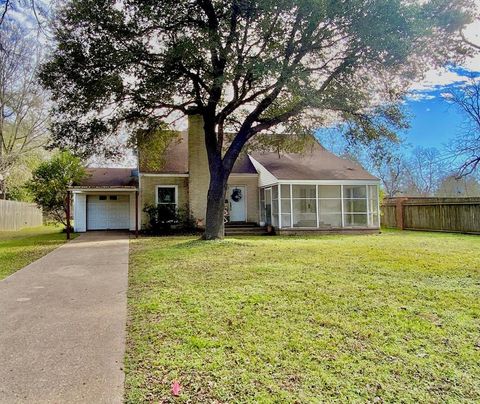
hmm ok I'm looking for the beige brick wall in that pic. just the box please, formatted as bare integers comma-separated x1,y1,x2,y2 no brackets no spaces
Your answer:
139,175,189,226
139,115,261,227
228,175,260,223
188,115,210,224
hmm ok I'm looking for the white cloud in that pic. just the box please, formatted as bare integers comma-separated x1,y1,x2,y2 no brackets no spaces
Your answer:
410,68,471,93
406,92,436,101
409,18,480,96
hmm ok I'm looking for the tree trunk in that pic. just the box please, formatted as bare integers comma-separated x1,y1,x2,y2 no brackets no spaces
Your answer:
203,168,228,240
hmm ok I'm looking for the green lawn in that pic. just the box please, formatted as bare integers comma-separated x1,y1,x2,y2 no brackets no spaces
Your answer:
0,226,73,280
125,230,480,403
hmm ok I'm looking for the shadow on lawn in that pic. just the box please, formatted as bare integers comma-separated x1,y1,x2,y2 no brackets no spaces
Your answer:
2,233,67,246
171,237,254,250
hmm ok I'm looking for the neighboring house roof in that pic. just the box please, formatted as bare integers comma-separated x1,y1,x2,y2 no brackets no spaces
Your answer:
75,168,138,188
250,142,377,181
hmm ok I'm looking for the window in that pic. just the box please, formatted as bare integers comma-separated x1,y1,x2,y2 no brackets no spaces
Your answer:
318,198,342,227
280,185,291,228
271,185,279,227
318,185,342,227
318,185,341,198
292,185,316,199
343,185,368,227
368,185,379,227
259,188,266,223
109,195,118,201
292,185,317,227
99,195,107,201
156,186,177,211
293,198,317,227
261,183,379,229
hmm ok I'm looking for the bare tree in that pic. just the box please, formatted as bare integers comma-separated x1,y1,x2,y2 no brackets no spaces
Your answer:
436,173,480,196
0,21,49,198
374,154,409,197
443,77,480,176
460,29,480,51
404,147,446,196
0,0,50,29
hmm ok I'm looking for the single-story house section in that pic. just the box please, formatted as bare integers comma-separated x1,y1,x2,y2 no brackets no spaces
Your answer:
71,115,380,234
71,168,138,232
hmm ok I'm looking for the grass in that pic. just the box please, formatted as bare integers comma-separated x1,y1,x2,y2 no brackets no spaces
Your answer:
0,225,74,280
125,230,480,403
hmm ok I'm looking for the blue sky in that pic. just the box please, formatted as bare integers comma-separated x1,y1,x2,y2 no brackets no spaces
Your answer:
319,17,480,156
404,86,471,150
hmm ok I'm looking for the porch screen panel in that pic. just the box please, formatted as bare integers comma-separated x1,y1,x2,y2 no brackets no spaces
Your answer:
318,185,342,227
271,185,279,227
292,185,317,227
280,185,291,227
343,185,368,226
368,185,379,227
259,188,266,223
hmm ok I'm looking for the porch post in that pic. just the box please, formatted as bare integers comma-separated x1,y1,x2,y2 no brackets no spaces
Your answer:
66,190,71,240
395,197,408,230
135,190,139,238
278,184,282,229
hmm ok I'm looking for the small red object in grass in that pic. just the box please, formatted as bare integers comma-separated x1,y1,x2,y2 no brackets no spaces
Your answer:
171,380,181,396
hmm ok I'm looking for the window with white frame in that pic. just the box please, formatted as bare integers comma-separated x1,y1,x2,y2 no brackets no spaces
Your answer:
280,184,292,227
259,188,266,223
260,183,379,229
292,185,317,227
368,185,380,227
343,185,368,227
271,185,279,227
156,186,177,212
318,185,342,227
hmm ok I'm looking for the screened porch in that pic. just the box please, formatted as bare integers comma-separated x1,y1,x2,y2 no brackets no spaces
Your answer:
259,183,380,229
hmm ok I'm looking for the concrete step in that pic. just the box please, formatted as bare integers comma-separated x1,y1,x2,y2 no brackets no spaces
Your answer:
225,222,259,228
225,226,269,236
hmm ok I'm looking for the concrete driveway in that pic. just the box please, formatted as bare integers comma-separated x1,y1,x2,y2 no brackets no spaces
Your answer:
0,232,129,404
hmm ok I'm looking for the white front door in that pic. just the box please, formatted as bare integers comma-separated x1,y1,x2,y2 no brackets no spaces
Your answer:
228,186,246,222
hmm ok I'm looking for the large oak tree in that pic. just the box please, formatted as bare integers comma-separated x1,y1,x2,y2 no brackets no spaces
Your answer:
41,0,474,239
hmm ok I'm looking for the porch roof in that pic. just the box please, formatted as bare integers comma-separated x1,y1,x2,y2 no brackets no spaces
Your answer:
250,143,378,181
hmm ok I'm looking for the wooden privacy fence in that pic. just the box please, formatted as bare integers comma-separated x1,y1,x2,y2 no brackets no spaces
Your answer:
0,200,43,231
382,197,480,235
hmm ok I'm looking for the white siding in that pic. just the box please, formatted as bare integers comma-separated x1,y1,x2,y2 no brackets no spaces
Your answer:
248,155,278,187
129,191,137,231
73,191,137,232
73,193,87,232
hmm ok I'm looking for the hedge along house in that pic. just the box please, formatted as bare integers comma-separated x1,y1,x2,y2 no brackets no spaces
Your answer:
71,115,380,234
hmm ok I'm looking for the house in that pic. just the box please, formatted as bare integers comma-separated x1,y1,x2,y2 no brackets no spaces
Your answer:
71,115,380,234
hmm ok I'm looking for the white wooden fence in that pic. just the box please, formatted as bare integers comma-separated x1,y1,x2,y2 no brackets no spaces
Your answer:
0,199,43,231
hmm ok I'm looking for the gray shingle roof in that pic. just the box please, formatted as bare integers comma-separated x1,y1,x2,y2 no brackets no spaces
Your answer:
250,142,377,181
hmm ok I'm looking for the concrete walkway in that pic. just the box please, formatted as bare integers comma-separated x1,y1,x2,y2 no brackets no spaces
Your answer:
0,232,129,404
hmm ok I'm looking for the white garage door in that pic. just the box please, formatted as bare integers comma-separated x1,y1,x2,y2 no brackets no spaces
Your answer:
87,195,130,230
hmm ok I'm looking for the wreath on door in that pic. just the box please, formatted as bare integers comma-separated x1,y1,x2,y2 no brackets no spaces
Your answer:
231,188,243,202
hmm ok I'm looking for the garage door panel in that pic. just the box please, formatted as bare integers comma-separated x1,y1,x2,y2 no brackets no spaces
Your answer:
87,195,130,230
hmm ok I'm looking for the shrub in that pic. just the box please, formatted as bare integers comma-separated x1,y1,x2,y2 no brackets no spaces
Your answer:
143,204,195,235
